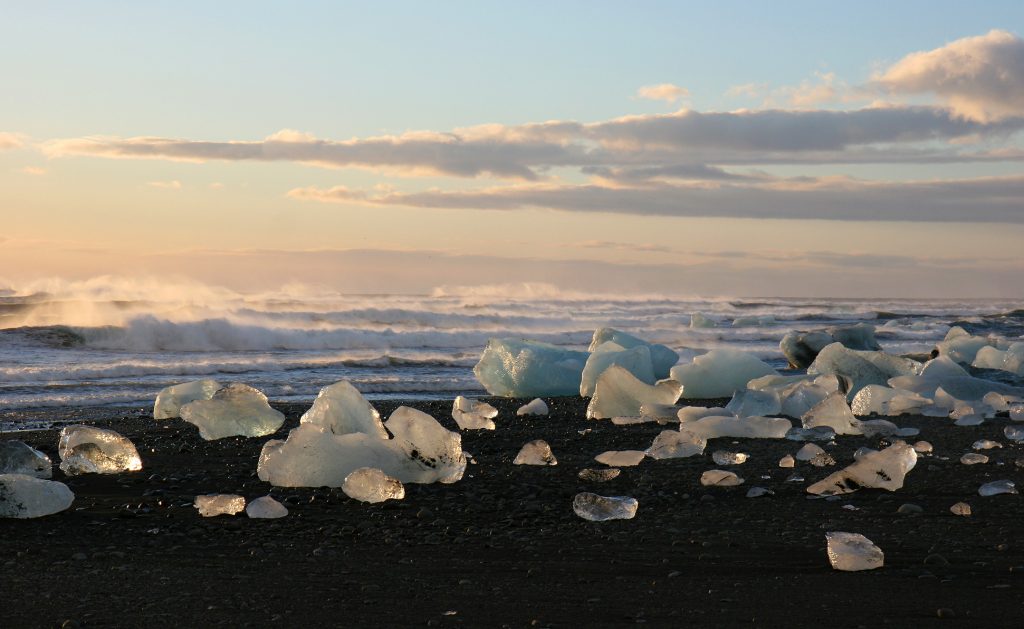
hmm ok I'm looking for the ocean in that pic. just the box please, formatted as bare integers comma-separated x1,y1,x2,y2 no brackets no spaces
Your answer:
2,280,1023,429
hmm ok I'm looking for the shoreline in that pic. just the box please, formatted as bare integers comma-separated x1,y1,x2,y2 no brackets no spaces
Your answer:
2,397,1024,627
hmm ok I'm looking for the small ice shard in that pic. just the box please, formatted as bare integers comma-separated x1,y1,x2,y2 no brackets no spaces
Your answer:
807,441,918,496
342,467,405,503
808,343,919,399
682,415,792,440
1005,426,1024,442
300,380,387,438
746,486,773,498
781,323,881,369
516,398,549,416
859,419,901,438
801,393,862,436
670,350,776,399
452,396,498,430
779,454,796,468
180,383,285,440
786,473,805,482
912,441,933,454
725,389,781,418
795,443,835,467
58,425,142,476
153,378,222,420
978,480,1017,497
578,468,621,482
972,439,1002,450
514,440,557,466
950,502,972,516
474,338,589,397
785,426,836,442
245,496,288,519
588,328,679,378
711,451,749,466
825,532,884,571
258,406,466,487
572,492,638,521
0,474,74,518
194,494,245,517
677,406,732,423
639,402,682,420
580,342,655,397
960,453,989,465
689,312,716,328
700,469,744,486
586,366,682,420
595,450,646,467
645,430,706,459
0,440,52,478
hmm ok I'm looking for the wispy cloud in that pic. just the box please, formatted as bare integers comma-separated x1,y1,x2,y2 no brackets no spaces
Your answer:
147,180,182,189
17,166,46,176
636,83,689,103
0,132,25,150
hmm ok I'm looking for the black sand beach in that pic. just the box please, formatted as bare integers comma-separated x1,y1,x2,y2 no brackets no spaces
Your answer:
3,398,1024,628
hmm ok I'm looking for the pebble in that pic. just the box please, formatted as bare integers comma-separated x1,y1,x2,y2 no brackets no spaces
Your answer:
897,503,923,515
936,608,956,619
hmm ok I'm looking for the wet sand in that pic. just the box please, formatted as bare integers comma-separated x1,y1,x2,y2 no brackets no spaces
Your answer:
2,398,1024,628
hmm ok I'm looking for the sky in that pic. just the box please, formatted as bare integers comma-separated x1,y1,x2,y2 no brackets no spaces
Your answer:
2,1,1024,297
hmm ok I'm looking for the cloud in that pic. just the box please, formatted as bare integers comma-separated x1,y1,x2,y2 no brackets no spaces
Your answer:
147,180,182,189
636,83,689,103
289,174,1024,223
874,30,1024,122
0,132,25,150
17,166,46,176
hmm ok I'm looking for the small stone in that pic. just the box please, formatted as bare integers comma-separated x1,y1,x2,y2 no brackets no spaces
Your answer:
912,441,933,454
700,470,743,487
949,502,972,516
936,608,956,619
897,503,923,515
711,451,748,466
513,440,557,466
245,496,288,519
578,468,621,482
746,487,772,498
973,439,1002,450
595,450,645,467
960,453,989,465
826,532,884,571
572,493,638,521
778,454,795,468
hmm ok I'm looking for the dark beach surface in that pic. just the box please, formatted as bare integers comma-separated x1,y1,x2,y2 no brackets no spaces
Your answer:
2,398,1024,628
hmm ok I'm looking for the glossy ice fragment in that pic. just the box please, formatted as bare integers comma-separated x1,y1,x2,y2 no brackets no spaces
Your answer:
972,439,1002,450
516,398,549,416
779,454,796,468
588,328,679,378
58,425,142,476
572,493,638,521
725,389,781,418
801,393,862,436
342,467,405,503
807,442,918,496
682,415,792,440
677,406,732,423
796,443,835,467
826,532,884,571
1004,426,1024,442
180,383,285,440
0,474,74,518
245,496,288,519
595,450,646,467
645,430,705,460
0,440,52,478
912,441,933,454
785,426,836,442
700,469,743,486
474,338,589,397
194,494,245,517
513,440,557,466
949,502,972,516
580,343,655,397
851,385,930,417
781,324,881,369
746,486,773,498
639,403,682,420
859,419,900,438
978,480,1017,497
452,396,498,430
153,379,222,420
301,380,387,438
586,366,682,419
711,451,749,466
808,343,919,399
669,350,776,399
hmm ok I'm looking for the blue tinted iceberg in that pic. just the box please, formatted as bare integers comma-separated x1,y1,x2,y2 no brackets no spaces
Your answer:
580,342,655,397
474,338,589,397
301,380,387,438
588,328,679,378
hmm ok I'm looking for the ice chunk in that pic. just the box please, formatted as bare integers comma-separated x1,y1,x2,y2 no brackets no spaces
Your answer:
513,440,557,465
796,443,835,467
474,338,589,397
1012,406,1024,421
860,419,900,438
0,474,74,518
826,532,884,571
746,486,773,498
639,402,682,421
983,391,1024,411
300,380,387,438
801,393,862,436
0,440,52,478
246,496,288,519
58,425,142,476
573,493,638,521
257,406,466,487
677,406,732,423
937,330,996,364
588,328,679,378
912,441,933,454
700,470,743,486
808,343,920,399
711,451,748,465
807,442,917,496
781,323,880,368
180,383,285,440
779,381,832,418
960,453,988,465
645,430,706,460
1005,426,1024,442
785,426,836,441
595,450,646,467
978,480,1017,497
973,439,1001,450
726,388,781,418
586,366,682,420
516,398,549,416
580,343,655,397
950,502,972,516
851,385,930,417
153,378,221,420
891,371,1024,402
683,415,792,440
342,467,405,503
611,415,658,425
747,373,816,393
578,468,620,482
779,454,795,468
452,396,498,430
670,350,776,399
689,312,716,328
195,494,245,517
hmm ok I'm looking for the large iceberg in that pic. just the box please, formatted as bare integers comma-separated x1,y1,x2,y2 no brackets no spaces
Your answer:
300,380,388,438
586,365,682,419
0,474,74,518
180,383,285,440
670,350,777,399
258,406,466,487
807,441,917,496
474,338,589,397
780,323,881,369
0,440,52,478
580,343,655,397
588,328,679,378
58,425,142,476
153,379,222,420
807,343,920,399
